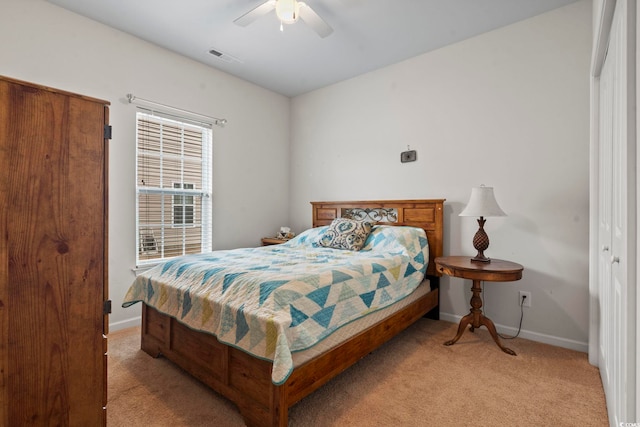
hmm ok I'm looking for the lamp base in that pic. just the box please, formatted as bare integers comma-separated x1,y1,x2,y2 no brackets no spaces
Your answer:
471,217,491,263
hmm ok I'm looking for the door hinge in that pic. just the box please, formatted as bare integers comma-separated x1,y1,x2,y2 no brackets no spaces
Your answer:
103,300,112,315
104,125,112,140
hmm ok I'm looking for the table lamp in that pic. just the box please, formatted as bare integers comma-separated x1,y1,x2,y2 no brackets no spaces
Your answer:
459,185,506,263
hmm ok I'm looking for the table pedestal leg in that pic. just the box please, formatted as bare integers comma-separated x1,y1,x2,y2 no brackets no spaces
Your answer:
444,279,516,356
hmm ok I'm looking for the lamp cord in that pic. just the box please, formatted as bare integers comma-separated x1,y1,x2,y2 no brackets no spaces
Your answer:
481,287,524,340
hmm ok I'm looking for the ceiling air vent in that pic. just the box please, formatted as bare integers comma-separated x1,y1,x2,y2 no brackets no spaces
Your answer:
208,48,242,64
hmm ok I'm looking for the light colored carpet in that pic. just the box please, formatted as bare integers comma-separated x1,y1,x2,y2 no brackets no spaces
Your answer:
107,319,608,426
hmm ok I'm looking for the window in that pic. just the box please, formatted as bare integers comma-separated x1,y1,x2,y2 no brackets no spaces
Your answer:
136,111,213,265
172,182,195,226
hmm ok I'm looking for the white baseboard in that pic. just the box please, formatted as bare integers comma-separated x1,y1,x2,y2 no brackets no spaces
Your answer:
438,312,588,353
109,316,142,332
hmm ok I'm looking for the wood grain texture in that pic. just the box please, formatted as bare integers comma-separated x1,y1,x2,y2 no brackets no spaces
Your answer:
140,199,445,427
435,256,523,282
311,199,445,277
0,76,10,427
0,75,109,425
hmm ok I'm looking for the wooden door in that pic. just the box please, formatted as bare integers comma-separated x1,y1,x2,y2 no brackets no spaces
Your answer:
0,76,109,425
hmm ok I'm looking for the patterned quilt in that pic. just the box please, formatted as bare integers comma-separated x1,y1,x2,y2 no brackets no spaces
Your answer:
122,225,429,384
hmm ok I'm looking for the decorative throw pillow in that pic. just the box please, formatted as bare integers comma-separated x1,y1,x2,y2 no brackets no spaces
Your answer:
316,218,373,251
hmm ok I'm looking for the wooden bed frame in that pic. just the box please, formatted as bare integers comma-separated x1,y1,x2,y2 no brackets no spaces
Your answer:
140,199,445,426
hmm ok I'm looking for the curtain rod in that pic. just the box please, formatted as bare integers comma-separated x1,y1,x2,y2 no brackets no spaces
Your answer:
126,93,227,127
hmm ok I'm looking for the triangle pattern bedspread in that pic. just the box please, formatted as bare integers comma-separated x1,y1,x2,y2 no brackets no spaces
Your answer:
122,225,429,384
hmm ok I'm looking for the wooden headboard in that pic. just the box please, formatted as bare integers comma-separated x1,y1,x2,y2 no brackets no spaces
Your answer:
311,199,445,277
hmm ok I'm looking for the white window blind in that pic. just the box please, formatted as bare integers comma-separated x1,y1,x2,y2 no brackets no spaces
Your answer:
136,110,213,266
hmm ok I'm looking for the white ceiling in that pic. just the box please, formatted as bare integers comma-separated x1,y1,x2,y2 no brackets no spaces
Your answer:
47,0,581,97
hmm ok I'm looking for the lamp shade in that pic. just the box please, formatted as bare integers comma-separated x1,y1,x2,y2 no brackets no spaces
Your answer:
459,185,506,217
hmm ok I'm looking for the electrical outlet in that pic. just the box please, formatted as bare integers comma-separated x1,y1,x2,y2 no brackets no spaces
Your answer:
519,291,532,308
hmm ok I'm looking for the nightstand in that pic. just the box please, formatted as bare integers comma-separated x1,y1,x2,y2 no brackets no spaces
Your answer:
435,256,524,355
261,237,290,246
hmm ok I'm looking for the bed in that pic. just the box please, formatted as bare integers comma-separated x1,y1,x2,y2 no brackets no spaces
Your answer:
123,199,444,426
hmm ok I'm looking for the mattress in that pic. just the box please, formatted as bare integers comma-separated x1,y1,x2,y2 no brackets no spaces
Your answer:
123,224,430,384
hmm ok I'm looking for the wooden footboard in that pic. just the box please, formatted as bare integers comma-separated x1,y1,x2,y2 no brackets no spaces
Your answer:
141,282,438,427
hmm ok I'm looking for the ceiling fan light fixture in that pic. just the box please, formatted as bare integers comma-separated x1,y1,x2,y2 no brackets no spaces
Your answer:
234,0,332,38
275,0,300,24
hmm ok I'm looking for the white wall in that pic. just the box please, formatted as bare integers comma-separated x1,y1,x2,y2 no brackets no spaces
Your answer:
0,0,291,329
290,1,593,350
1,0,594,350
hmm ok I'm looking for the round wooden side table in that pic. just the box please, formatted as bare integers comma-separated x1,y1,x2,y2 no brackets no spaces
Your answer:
435,256,524,355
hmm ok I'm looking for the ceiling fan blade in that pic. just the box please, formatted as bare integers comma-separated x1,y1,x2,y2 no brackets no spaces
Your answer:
298,3,333,38
234,0,276,27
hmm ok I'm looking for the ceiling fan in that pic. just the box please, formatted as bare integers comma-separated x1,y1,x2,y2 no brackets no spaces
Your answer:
234,0,333,38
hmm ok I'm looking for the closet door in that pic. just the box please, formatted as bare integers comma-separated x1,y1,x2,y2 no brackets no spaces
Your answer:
0,76,109,425
596,1,636,424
